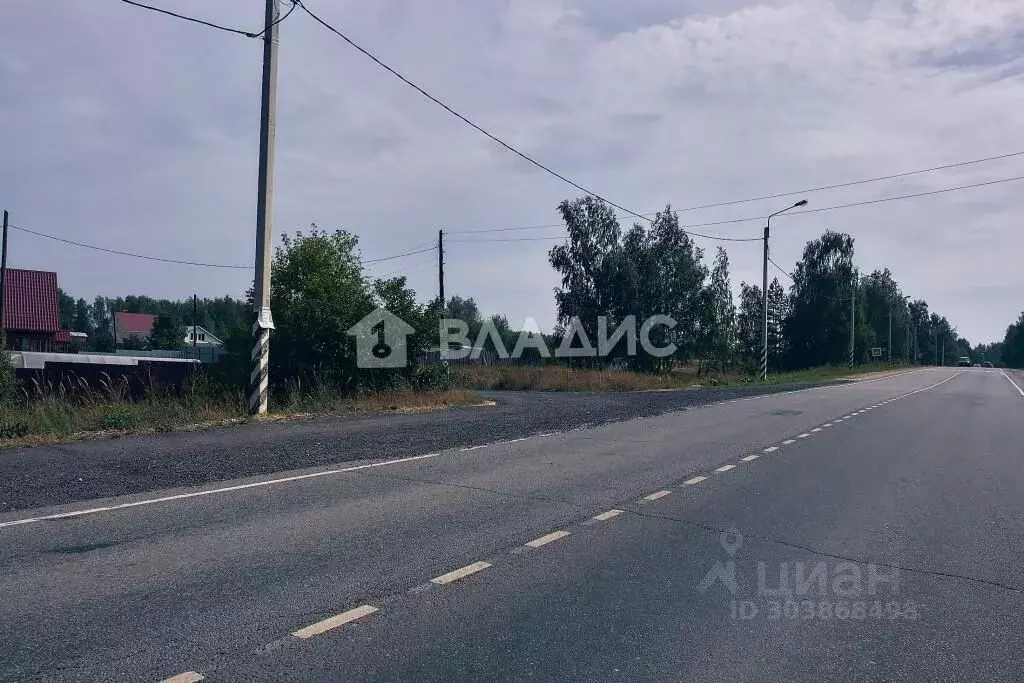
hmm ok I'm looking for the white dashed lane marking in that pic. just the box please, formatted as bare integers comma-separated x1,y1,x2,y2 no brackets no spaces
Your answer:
740,455,760,462
823,423,833,427
811,428,822,433
797,433,810,439
431,561,492,585
764,446,779,453
292,605,378,639
593,509,623,521
715,464,736,473
160,673,205,683
643,490,673,501
684,476,708,485
782,439,796,445
525,530,571,548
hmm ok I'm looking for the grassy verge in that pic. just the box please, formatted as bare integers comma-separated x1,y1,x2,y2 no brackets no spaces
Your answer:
452,363,914,392
0,387,484,449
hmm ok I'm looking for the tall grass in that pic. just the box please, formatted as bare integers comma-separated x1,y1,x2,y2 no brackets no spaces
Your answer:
452,362,911,392
0,370,479,445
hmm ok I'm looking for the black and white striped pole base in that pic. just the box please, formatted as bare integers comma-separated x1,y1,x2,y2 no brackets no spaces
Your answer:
250,308,274,415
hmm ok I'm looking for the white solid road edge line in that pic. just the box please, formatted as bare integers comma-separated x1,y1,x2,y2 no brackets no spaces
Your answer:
431,561,492,585
593,509,623,521
160,673,205,683
292,605,379,639
1001,371,1024,397
643,490,673,501
0,450,447,530
525,530,571,547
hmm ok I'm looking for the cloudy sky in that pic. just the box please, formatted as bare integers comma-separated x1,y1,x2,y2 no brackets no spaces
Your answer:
2,0,1023,343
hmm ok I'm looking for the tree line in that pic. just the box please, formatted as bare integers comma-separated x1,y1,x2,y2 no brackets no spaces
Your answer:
546,196,979,373
57,292,252,352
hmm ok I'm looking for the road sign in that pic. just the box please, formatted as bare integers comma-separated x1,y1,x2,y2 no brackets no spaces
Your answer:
871,347,883,358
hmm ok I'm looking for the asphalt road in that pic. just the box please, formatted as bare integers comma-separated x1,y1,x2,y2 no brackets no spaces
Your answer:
0,378,845,513
1,368,1021,681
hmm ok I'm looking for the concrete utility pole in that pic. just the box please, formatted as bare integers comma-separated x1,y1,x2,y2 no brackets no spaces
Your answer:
905,319,911,365
849,270,856,369
761,199,807,380
437,229,445,313
888,298,893,364
192,293,198,354
250,0,280,416
0,210,8,347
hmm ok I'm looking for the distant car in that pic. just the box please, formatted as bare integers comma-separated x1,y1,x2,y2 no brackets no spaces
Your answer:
982,361,994,368
957,357,971,367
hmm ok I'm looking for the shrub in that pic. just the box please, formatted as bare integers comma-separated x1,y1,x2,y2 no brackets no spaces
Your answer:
100,404,137,430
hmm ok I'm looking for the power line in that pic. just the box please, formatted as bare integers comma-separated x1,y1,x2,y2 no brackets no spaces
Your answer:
447,173,1024,244
375,256,436,278
362,245,436,264
448,157,1024,236
663,150,1024,215
13,222,437,270
447,225,762,244
10,223,253,269
120,0,296,38
295,1,662,231
768,257,794,282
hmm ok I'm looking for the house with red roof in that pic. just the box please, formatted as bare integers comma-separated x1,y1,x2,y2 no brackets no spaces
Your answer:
2,268,68,352
113,311,157,346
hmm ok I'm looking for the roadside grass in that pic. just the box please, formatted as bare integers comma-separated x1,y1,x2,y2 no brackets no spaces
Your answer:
452,362,914,392
0,379,482,449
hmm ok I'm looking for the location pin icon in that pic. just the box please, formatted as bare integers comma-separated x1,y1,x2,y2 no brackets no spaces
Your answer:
720,528,742,556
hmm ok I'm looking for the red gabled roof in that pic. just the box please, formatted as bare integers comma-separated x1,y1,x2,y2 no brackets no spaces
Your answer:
114,312,157,336
54,329,71,343
2,268,60,333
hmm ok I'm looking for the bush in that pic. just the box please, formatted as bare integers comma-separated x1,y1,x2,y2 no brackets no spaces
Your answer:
0,350,17,407
100,404,137,430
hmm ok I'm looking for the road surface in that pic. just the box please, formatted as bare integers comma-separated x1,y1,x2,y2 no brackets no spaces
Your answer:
1,368,1021,681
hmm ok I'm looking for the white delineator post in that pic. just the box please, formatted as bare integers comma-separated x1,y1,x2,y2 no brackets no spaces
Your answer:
250,0,280,415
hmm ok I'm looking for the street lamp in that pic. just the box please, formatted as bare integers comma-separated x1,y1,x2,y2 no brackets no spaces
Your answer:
762,199,807,380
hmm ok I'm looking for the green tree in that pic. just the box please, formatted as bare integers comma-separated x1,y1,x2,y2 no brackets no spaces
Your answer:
270,227,375,388
148,313,184,350
72,298,94,336
735,282,763,370
767,277,788,364
58,289,75,329
784,231,856,369
706,247,735,374
1002,312,1024,368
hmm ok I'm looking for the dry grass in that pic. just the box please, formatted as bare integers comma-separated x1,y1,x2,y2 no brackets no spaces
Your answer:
452,362,914,392
451,364,704,392
0,386,485,449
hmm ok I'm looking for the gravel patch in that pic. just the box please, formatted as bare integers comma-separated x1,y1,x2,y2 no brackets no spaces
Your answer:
0,381,838,514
